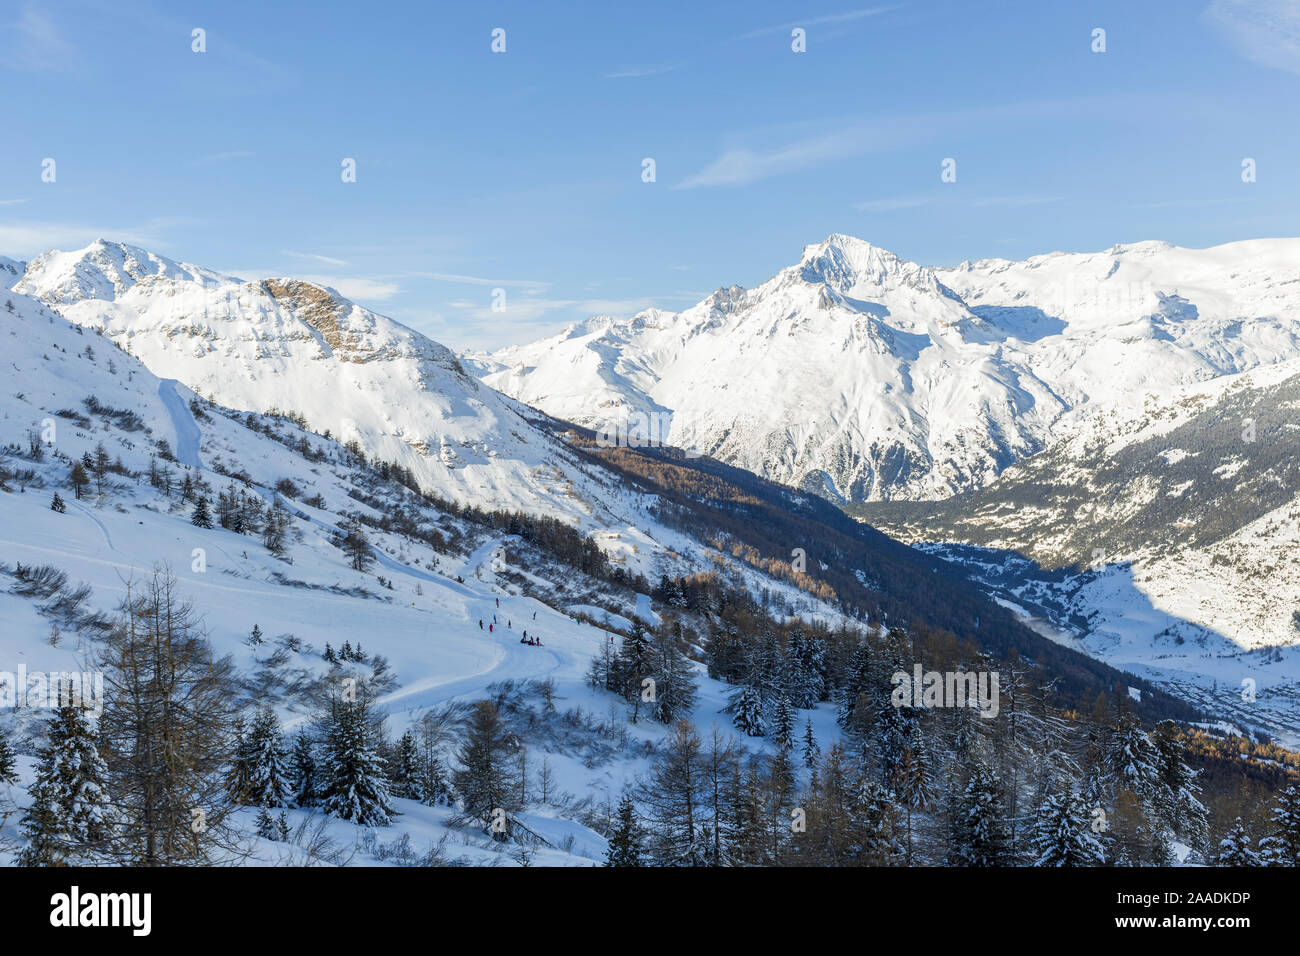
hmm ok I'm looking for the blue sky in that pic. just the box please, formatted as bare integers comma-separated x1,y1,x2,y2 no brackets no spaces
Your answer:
2,0,1298,350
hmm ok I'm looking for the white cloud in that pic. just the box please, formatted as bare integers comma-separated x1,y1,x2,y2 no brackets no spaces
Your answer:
406,271,550,291
192,150,255,166
853,193,1061,211
0,6,73,72
284,250,349,267
294,276,402,302
605,63,682,78
1205,0,1300,74
0,219,181,257
740,5,901,39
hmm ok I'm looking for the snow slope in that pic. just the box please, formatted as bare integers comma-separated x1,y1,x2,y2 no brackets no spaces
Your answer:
0,287,847,865
11,241,639,529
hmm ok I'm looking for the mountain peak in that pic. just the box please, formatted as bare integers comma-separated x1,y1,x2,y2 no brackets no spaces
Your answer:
795,234,938,294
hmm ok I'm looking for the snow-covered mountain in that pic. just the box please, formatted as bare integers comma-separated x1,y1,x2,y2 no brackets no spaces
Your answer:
857,358,1300,744
469,235,1300,503
10,240,637,529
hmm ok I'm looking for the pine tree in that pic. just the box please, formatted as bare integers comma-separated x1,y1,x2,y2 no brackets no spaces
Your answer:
1261,785,1300,866
390,730,424,801
50,492,66,513
0,727,17,784
605,793,644,867
772,695,795,752
276,811,291,842
731,684,767,737
452,701,521,840
16,782,62,866
1029,785,1104,867
1104,712,1160,805
949,764,1011,866
1150,720,1208,850
255,807,276,841
290,730,318,808
801,719,821,770
320,697,394,827
225,716,254,804
190,495,213,529
1214,817,1262,866
246,709,292,808
646,619,698,724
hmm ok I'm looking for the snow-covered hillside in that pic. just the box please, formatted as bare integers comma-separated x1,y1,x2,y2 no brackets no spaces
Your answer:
470,235,1300,503
0,288,848,865
11,241,647,530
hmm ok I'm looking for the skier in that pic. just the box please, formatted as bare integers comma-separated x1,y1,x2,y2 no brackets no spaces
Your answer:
520,635,527,644
496,598,500,608
489,624,493,633
532,611,536,621
523,630,527,640
478,620,483,630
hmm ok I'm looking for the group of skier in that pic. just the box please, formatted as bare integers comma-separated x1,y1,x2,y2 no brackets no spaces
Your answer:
478,605,542,645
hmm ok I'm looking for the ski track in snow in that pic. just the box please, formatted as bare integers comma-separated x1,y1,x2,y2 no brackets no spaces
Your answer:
157,378,203,469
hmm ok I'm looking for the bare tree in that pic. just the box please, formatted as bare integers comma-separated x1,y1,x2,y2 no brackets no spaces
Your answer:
96,566,246,865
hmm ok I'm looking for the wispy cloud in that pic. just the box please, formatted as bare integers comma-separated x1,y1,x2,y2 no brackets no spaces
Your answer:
0,6,73,72
192,150,255,166
1205,0,1300,75
0,218,184,257
676,116,928,189
740,5,901,39
300,276,401,301
853,193,1061,212
406,271,551,291
604,63,682,78
0,198,30,207
284,250,349,267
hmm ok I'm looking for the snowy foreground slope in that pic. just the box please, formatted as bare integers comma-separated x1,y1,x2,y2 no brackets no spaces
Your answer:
470,235,1300,504
0,289,845,865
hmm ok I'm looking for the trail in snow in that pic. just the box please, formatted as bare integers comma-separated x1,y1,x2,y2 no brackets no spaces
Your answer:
151,374,576,726
66,500,117,553
157,379,203,469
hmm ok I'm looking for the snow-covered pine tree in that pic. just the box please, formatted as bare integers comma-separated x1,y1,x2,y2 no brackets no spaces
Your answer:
390,729,424,801
730,683,767,737
949,764,1011,866
1213,817,1262,866
1104,711,1160,806
772,695,795,752
255,807,276,841
647,619,698,724
452,700,522,840
290,730,318,807
246,708,292,808
1150,720,1208,851
320,697,394,827
16,782,62,866
1028,785,1103,867
1261,785,1300,866
190,495,213,529
801,719,821,770
0,727,17,784
605,792,644,867
225,716,254,804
